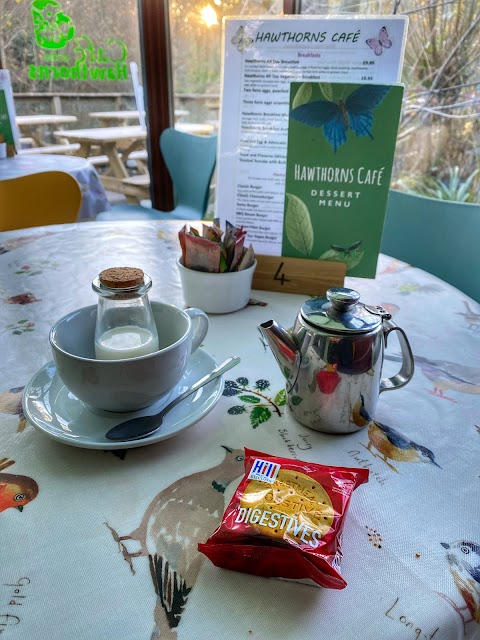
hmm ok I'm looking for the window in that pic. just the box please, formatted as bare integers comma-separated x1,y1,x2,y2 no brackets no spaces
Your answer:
291,0,480,202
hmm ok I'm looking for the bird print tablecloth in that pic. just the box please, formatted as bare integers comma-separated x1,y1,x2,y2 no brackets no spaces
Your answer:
1,220,479,640
0,155,110,221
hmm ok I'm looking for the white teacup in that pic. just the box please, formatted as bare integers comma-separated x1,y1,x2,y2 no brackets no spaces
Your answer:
49,301,209,412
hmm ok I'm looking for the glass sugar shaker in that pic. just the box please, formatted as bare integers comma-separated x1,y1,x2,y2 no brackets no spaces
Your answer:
92,267,159,360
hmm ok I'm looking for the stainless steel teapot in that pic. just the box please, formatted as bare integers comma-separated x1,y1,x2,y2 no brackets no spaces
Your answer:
259,288,414,434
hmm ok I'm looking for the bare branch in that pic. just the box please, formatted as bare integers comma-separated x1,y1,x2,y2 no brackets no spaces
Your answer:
427,14,480,96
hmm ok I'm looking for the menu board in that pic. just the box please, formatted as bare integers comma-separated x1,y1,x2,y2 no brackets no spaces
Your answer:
216,16,408,256
283,81,404,278
0,70,19,155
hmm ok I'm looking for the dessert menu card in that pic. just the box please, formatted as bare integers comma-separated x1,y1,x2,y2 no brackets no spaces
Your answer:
282,81,404,278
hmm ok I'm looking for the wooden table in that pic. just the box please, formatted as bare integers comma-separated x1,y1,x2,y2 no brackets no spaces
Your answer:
88,112,214,136
54,125,146,177
89,109,190,126
55,124,215,200
177,122,215,135
54,125,147,199
16,114,77,147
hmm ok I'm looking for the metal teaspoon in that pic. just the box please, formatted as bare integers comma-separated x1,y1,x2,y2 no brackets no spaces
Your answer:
104,356,241,441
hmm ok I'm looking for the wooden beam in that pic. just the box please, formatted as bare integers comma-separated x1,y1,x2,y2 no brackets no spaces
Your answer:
283,0,297,13
138,0,174,211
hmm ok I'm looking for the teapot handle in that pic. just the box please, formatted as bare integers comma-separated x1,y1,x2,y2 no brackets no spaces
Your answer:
379,318,415,393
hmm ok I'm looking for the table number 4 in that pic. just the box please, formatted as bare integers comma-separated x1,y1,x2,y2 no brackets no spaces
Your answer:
253,255,346,296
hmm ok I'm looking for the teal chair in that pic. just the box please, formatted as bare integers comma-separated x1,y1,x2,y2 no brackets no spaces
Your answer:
381,190,480,302
96,128,217,222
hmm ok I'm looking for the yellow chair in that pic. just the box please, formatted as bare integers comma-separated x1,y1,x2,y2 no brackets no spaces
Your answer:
0,171,82,232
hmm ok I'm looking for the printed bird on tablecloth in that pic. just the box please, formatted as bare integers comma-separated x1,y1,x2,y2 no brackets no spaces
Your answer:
385,353,480,402
439,540,480,635
0,386,27,432
0,458,38,513
352,397,440,473
106,446,245,640
364,421,441,473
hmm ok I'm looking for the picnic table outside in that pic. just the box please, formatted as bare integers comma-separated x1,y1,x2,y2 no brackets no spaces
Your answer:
177,122,215,135
88,109,190,126
54,123,215,201
16,114,78,148
54,125,147,201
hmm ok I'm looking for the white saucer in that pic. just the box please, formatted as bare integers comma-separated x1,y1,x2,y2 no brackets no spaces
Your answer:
22,348,224,449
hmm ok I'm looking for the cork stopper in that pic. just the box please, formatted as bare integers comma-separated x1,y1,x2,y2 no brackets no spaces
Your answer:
99,267,144,289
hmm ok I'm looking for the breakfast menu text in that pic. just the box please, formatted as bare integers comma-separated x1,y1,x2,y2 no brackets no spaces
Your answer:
216,16,408,255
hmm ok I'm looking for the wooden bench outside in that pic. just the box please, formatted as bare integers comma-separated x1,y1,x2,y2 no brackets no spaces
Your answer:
122,174,150,186
98,173,150,203
120,173,151,202
87,149,148,168
87,154,109,166
129,150,148,161
18,144,81,156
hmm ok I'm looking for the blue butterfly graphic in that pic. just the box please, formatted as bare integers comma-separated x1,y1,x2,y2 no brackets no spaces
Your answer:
290,84,392,153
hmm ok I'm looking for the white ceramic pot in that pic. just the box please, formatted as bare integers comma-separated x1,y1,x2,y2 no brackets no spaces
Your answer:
177,258,257,314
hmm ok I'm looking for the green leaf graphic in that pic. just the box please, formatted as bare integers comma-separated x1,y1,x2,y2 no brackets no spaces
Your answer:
319,249,342,262
292,82,312,109
345,250,364,271
291,395,303,406
250,406,272,428
239,395,260,404
274,389,287,406
285,193,314,256
318,249,365,272
318,82,333,101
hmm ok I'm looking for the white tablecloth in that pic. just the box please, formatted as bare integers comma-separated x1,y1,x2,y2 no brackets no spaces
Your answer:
0,155,110,221
1,221,479,640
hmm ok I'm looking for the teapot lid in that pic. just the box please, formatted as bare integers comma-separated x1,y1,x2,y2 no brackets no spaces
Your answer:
300,288,382,333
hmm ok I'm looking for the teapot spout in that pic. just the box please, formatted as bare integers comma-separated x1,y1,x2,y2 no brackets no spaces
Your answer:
259,320,298,379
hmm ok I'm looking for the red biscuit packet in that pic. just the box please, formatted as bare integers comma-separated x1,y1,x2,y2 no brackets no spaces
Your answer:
198,449,369,589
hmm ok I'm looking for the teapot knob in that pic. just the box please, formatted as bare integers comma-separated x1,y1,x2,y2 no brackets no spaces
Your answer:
326,287,360,312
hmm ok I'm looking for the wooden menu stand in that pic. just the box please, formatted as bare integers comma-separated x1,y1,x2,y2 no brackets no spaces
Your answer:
252,254,346,296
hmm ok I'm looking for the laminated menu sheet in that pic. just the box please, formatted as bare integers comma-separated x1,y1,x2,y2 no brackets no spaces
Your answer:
216,16,408,256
